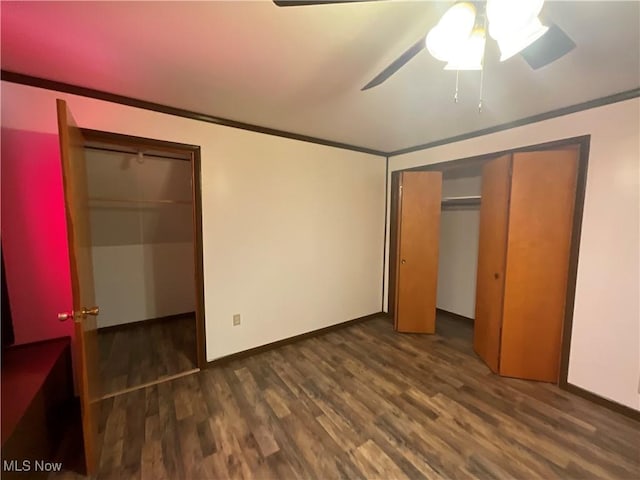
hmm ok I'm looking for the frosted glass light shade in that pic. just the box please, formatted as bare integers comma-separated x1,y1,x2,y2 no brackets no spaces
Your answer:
438,2,477,36
426,26,451,62
487,0,548,61
487,0,544,40
496,17,549,61
444,27,486,70
426,2,476,62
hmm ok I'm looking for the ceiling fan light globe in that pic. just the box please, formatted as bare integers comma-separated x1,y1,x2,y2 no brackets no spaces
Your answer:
426,27,470,62
487,0,545,41
426,2,477,63
438,2,476,38
444,27,486,71
497,18,549,61
426,27,452,62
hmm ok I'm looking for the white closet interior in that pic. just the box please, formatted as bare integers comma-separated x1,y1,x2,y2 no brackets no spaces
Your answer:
85,145,196,328
436,163,484,320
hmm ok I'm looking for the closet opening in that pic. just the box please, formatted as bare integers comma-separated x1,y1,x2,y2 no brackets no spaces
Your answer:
389,135,589,386
390,160,488,350
81,129,206,398
435,161,486,352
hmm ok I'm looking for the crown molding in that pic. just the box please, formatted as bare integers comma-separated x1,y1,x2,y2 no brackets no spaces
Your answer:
387,88,640,157
0,70,386,157
2,70,638,158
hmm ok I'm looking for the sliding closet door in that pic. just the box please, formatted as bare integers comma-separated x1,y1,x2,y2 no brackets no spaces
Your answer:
474,154,512,372
394,171,442,333
500,149,578,382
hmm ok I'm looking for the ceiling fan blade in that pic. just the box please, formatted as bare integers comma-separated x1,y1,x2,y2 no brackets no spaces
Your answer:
520,23,576,69
273,0,381,6
361,37,425,91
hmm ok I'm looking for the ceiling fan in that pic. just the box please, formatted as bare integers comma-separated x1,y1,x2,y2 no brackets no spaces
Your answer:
273,0,576,91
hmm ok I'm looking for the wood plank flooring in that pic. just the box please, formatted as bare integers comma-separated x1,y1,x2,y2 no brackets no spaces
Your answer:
98,315,197,396
62,314,639,479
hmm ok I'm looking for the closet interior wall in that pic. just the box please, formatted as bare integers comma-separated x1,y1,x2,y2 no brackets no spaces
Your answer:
437,166,483,320
85,147,195,329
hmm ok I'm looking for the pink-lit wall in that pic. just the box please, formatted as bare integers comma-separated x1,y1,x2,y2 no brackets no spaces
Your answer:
1,128,74,344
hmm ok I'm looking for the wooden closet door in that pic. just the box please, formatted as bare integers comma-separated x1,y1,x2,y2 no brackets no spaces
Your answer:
500,148,578,382
57,99,102,474
394,171,442,333
474,154,512,372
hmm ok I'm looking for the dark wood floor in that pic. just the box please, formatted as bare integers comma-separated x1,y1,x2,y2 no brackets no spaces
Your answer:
61,314,638,479
98,315,197,396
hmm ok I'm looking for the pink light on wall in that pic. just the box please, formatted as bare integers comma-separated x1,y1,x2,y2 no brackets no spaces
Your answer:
1,128,74,344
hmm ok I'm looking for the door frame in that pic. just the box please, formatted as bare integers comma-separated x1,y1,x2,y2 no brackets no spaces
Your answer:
80,128,207,369
387,135,590,387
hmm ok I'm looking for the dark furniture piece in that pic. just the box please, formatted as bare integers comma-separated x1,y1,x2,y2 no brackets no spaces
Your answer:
1,337,75,478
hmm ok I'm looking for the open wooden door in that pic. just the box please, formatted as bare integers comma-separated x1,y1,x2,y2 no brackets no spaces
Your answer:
56,99,102,475
499,148,578,382
393,171,442,333
474,154,512,372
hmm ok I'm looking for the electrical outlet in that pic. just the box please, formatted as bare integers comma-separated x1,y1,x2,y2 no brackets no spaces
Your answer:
233,314,241,326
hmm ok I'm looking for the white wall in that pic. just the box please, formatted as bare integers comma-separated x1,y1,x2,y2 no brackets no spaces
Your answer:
437,175,482,318
92,243,195,328
386,98,640,410
87,149,195,328
1,81,386,360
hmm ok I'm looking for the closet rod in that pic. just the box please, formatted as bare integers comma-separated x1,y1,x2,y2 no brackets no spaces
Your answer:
442,195,481,202
441,195,481,208
84,145,189,162
89,197,192,205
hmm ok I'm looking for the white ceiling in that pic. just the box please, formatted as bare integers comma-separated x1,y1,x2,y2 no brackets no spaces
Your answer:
2,0,639,153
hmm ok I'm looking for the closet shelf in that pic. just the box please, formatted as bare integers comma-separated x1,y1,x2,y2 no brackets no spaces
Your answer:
441,196,481,207
89,197,192,205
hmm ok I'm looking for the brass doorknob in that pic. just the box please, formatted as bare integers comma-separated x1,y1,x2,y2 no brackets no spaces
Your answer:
401,259,407,264
58,311,74,322
81,306,100,316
